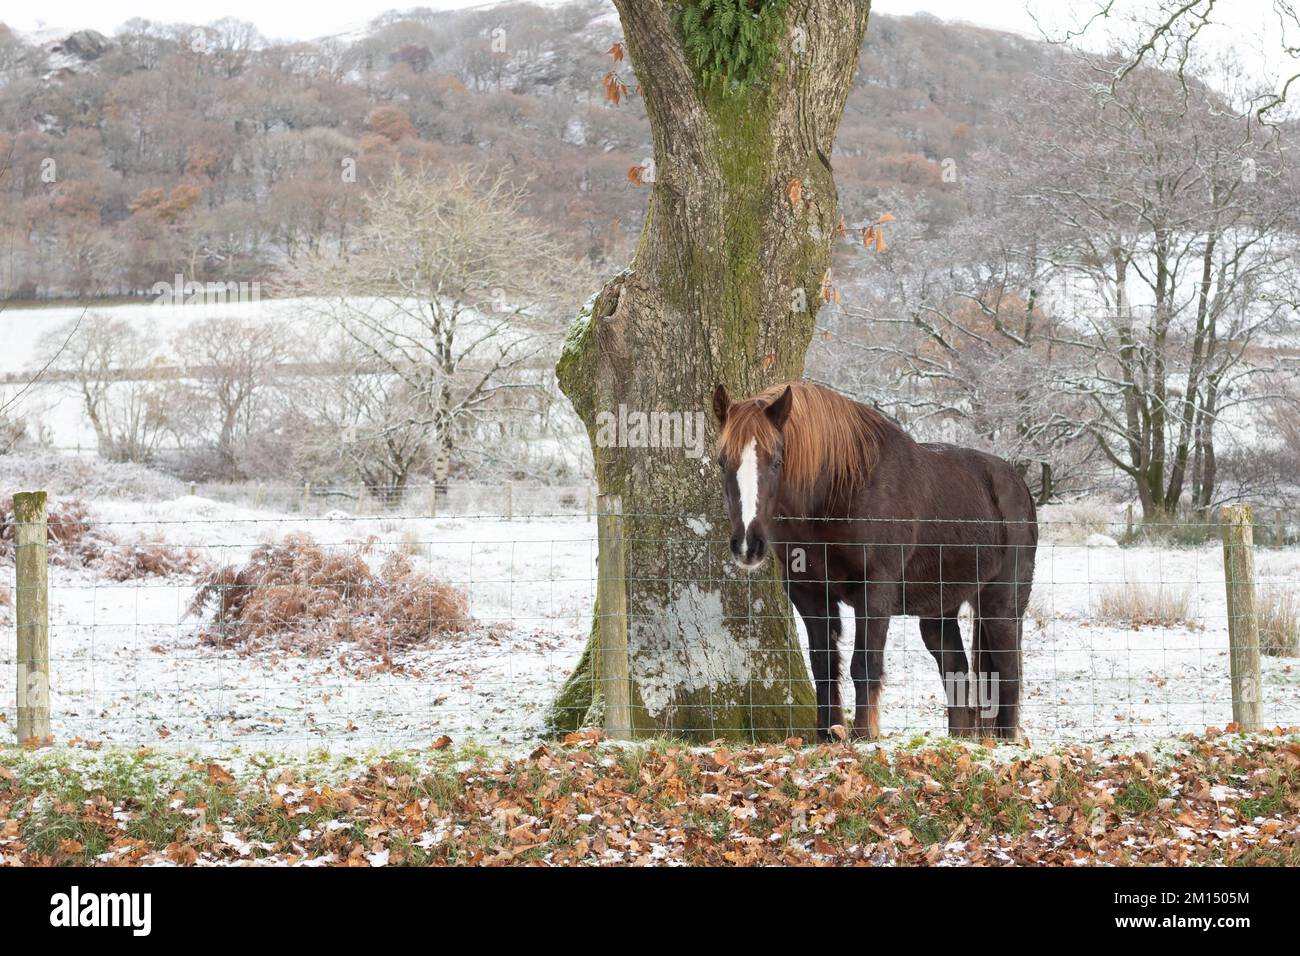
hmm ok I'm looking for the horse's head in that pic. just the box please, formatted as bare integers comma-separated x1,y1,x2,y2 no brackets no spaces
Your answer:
712,383,794,571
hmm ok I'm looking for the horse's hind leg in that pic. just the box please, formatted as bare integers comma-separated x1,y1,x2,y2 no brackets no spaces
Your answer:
972,585,1024,741
919,617,977,737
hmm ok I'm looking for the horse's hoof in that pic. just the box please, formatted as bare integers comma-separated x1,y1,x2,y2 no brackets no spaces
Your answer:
947,707,979,738
815,724,849,744
979,725,1025,744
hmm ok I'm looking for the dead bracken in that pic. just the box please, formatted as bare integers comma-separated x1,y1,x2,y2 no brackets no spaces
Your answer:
0,497,202,581
187,532,472,656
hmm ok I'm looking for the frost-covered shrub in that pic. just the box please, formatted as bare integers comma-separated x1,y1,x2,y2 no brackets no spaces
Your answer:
0,451,184,501
1038,500,1118,545
0,497,201,579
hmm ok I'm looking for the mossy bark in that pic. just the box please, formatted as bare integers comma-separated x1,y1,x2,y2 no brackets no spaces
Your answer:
548,0,872,742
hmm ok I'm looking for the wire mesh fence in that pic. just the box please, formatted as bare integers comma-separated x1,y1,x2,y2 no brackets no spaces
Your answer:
173,479,598,518
2,495,1298,750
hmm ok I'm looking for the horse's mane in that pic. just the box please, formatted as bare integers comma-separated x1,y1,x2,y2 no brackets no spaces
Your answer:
718,381,894,496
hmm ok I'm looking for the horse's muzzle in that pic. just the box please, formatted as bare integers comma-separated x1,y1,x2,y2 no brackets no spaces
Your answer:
730,530,768,571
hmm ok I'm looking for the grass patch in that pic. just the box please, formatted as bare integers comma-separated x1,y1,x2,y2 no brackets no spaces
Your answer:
1114,779,1165,815
1093,579,1196,629
1258,586,1300,657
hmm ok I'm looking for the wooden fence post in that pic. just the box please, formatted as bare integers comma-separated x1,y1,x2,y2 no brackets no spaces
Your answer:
301,482,311,514
505,482,514,521
1221,504,1262,732
14,491,50,744
429,484,437,519
596,494,631,739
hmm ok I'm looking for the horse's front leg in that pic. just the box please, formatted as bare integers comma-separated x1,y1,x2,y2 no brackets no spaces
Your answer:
851,595,888,740
789,584,842,742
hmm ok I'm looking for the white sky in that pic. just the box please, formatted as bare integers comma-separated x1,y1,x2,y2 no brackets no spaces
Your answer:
2,0,1296,90
0,0,1184,41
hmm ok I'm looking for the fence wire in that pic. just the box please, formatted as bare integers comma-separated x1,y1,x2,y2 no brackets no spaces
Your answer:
1,505,1297,749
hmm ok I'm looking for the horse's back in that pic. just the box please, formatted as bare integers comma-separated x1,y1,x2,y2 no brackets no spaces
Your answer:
777,406,1038,614
909,441,1038,593
923,443,1036,535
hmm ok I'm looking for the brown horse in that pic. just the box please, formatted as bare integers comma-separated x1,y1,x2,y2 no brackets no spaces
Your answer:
712,381,1037,742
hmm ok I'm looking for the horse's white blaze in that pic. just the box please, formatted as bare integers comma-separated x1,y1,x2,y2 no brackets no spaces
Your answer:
737,438,759,554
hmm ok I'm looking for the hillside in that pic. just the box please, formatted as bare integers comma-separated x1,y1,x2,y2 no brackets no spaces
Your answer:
0,2,1057,298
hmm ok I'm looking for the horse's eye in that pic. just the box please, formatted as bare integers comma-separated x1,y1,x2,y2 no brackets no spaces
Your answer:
717,455,726,469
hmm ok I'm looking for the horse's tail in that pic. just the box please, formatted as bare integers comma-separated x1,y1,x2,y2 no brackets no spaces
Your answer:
982,455,1037,615
988,457,1038,556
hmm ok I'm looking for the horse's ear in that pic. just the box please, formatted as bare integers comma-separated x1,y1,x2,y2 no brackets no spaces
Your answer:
765,385,794,431
712,384,730,426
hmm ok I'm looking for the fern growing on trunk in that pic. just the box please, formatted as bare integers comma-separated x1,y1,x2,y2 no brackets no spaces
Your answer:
674,0,789,92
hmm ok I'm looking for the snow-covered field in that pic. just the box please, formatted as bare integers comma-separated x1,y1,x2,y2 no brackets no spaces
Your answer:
0,296,580,462
3,491,1298,754
0,298,282,450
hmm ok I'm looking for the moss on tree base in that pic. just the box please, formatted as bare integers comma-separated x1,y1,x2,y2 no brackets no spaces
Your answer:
544,623,602,736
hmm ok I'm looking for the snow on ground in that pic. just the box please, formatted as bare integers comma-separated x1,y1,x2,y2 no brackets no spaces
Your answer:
2,492,1298,753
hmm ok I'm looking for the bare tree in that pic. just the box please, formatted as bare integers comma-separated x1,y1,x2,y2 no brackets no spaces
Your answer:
1047,1,1300,125
0,394,28,454
34,312,171,462
294,163,579,498
1025,59,1300,518
813,151,1101,505
171,317,295,477
814,49,1300,516
289,336,434,496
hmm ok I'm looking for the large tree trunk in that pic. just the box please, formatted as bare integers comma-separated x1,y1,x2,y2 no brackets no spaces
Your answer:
548,0,872,741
